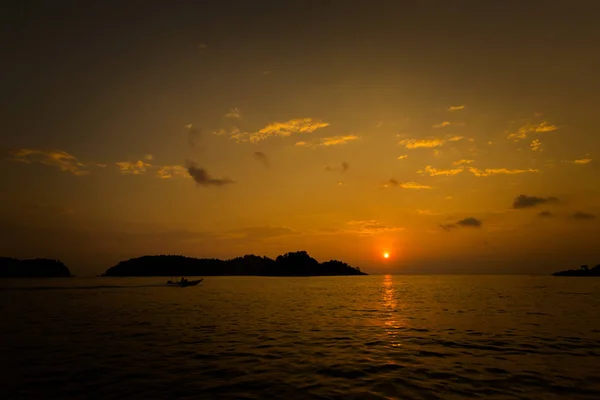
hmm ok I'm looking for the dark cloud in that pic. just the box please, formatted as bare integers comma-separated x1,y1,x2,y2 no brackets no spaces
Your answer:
185,125,201,148
325,162,349,172
441,217,482,231
571,212,596,220
388,178,399,186
186,162,234,187
253,151,269,167
538,210,553,217
512,194,559,209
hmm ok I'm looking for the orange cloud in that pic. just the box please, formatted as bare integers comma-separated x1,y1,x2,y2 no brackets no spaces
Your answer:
507,122,559,141
8,148,98,176
447,105,465,111
116,160,151,175
156,165,189,179
468,167,538,177
249,118,329,143
319,135,360,146
418,165,464,176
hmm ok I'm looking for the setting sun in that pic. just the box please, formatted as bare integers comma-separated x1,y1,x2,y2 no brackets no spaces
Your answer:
383,252,390,259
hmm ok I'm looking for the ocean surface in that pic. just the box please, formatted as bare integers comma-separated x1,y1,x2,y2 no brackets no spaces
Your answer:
1,275,600,399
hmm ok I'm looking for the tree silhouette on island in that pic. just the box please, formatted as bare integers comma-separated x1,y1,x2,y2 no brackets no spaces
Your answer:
552,264,600,277
0,257,72,278
102,251,366,277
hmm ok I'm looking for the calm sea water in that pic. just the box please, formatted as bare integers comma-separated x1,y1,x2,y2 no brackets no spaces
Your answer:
1,275,600,399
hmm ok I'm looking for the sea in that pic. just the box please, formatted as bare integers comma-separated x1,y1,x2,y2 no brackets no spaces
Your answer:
1,275,599,399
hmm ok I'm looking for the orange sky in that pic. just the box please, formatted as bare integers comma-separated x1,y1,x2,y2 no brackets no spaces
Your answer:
2,2,599,275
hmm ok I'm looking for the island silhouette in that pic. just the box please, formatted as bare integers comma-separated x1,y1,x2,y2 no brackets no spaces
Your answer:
0,257,72,278
552,265,600,277
102,251,366,277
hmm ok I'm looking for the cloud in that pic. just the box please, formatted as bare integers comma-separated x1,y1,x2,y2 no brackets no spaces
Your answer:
185,124,202,147
295,141,310,147
571,212,596,220
568,158,592,165
433,121,451,128
538,210,553,218
512,194,559,209
384,179,432,189
325,162,349,173
417,209,441,216
8,148,98,176
468,167,538,177
156,165,189,179
399,138,445,149
144,154,153,160
418,165,464,176
116,160,152,175
397,155,408,160
507,122,559,141
441,217,482,230
218,226,297,241
447,105,465,111
530,139,542,152
253,151,269,167
186,162,234,187
248,118,329,143
224,108,241,119
319,135,359,146
453,159,474,166
399,136,467,149
346,220,404,236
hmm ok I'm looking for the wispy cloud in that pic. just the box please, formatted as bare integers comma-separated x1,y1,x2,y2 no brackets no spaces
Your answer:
399,136,467,149
9,148,100,176
571,212,596,221
530,139,542,152
319,135,360,146
156,165,189,179
512,195,559,209
418,165,464,177
294,141,310,147
538,210,553,218
507,121,559,141
185,124,202,147
186,162,234,187
468,167,538,177
567,158,593,165
144,154,154,161
397,155,408,160
399,138,445,149
248,118,329,143
325,162,349,173
433,121,451,128
447,105,465,112
345,220,404,236
384,179,431,189
253,151,269,167
224,108,241,119
116,160,152,175
453,159,474,166
441,217,483,231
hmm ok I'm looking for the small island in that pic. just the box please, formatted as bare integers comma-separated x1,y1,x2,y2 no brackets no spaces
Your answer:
102,251,367,277
552,265,600,277
0,257,72,278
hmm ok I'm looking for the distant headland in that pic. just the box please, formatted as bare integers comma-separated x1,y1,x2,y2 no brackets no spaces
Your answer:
102,251,367,277
0,257,72,278
552,265,600,277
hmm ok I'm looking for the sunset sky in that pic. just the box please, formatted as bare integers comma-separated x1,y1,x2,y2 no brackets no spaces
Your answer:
2,1,599,275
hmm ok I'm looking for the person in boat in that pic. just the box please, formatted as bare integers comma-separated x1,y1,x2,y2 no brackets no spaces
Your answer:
180,277,187,284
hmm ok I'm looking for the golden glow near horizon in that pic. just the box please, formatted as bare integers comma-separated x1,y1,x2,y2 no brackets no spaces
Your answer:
2,2,600,275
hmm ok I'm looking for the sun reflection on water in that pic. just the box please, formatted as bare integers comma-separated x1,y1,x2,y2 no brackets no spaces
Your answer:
381,274,405,347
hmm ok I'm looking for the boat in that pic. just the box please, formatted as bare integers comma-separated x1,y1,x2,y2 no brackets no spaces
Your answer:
166,278,203,287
